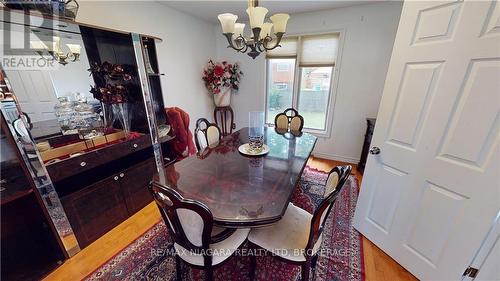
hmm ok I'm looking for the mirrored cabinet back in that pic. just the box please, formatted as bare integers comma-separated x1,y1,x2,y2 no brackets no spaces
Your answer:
0,8,172,280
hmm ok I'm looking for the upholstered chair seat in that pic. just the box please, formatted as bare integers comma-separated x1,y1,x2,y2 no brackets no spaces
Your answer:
248,165,352,281
174,228,249,266
172,208,249,266
248,203,322,262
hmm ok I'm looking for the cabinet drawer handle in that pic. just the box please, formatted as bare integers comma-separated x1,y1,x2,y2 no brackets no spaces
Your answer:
119,173,124,178
80,161,87,167
114,176,119,181
133,143,138,148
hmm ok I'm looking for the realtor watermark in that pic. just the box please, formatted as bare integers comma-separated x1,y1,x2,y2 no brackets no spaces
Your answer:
1,8,61,70
2,56,57,70
151,247,352,258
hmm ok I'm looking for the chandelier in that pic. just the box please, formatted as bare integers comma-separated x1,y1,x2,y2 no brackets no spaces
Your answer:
217,0,290,59
30,36,81,66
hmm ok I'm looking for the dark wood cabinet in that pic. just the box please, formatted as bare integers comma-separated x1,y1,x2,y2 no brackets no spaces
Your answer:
61,176,128,248
122,159,156,215
60,158,155,248
45,134,152,182
358,118,376,174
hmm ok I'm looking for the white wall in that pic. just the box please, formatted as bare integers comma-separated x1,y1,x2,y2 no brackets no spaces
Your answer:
216,2,402,163
76,1,217,130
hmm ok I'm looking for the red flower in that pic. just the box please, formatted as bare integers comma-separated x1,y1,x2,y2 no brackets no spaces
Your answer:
214,65,224,77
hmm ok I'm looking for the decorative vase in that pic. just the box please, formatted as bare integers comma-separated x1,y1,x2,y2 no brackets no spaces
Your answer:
101,103,116,134
213,87,231,107
113,103,131,137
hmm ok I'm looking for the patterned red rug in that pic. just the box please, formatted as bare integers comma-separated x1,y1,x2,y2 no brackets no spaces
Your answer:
85,166,364,281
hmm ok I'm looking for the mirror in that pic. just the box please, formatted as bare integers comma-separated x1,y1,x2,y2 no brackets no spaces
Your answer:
1,21,103,142
1,19,149,166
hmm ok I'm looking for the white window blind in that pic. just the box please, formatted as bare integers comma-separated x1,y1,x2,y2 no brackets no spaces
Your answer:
266,36,298,58
300,34,339,66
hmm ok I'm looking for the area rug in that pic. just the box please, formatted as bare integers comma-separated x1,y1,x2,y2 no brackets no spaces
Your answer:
84,166,364,281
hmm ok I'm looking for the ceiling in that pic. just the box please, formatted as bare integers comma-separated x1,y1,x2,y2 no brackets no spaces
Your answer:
158,0,382,23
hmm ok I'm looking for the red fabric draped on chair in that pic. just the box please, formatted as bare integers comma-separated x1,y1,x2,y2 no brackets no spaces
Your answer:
165,107,196,159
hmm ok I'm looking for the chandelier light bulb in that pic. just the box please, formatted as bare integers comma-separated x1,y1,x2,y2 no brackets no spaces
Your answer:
234,23,245,38
30,40,47,50
270,13,290,33
246,7,268,29
260,22,273,39
66,44,82,55
218,13,238,34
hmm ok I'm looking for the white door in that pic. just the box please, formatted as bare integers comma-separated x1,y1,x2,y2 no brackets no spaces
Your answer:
353,1,500,280
4,69,58,122
463,210,499,281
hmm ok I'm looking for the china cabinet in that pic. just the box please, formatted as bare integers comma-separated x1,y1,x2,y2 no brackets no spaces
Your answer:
0,8,171,276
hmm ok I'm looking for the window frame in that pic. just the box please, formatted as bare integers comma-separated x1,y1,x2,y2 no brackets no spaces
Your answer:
264,30,344,138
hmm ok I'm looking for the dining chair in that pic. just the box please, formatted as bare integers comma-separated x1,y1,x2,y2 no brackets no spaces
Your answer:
150,182,250,281
248,165,352,281
194,118,222,151
274,108,304,133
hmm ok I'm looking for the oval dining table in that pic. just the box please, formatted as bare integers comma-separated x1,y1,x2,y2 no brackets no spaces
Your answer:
153,127,317,228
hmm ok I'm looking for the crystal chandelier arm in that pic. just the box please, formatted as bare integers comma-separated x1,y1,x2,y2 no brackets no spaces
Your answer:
262,32,285,51
223,33,247,52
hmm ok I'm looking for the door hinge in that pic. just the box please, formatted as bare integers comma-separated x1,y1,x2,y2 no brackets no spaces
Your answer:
463,267,479,278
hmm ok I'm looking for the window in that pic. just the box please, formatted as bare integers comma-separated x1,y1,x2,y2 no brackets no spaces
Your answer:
265,33,339,133
274,83,288,90
265,58,296,124
276,63,290,72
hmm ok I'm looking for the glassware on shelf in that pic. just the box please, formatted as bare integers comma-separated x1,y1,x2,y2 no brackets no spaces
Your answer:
74,97,103,139
54,95,104,139
113,103,131,138
101,103,115,134
54,97,78,135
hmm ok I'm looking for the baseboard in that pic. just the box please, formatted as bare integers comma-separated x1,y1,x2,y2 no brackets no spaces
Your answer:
312,152,359,164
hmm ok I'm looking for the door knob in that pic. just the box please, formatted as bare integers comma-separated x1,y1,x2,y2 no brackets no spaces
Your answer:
370,147,381,155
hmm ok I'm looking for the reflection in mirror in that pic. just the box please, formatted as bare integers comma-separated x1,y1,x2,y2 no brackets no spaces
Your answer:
3,22,96,141
1,21,146,167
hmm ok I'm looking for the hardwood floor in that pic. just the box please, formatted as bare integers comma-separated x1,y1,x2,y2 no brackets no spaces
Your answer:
44,156,417,281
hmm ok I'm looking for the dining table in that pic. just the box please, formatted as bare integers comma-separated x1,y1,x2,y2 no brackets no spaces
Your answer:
153,127,317,228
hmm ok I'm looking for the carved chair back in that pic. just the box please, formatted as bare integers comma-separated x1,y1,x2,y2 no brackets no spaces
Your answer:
194,118,222,151
305,165,352,256
150,182,213,258
274,108,304,132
